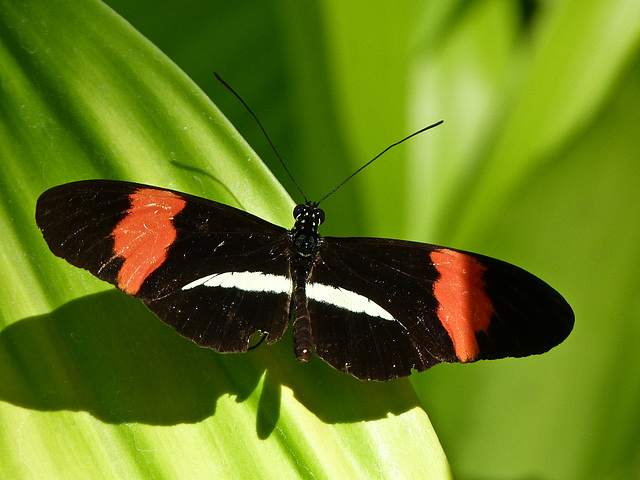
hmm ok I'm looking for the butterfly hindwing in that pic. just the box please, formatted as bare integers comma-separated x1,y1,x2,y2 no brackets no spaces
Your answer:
139,223,293,352
36,180,293,352
307,300,441,381
306,238,445,380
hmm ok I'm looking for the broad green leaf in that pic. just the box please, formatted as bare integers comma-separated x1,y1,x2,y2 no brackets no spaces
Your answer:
0,0,451,479
5,0,640,478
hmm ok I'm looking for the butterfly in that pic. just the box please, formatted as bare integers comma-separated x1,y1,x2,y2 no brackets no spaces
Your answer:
35,172,573,381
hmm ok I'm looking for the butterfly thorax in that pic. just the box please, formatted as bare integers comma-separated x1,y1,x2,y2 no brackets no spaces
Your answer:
289,203,324,260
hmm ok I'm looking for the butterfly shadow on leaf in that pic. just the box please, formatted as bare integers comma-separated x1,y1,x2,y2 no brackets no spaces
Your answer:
0,290,421,433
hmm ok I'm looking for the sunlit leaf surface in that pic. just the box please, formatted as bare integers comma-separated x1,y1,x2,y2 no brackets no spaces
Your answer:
0,0,451,478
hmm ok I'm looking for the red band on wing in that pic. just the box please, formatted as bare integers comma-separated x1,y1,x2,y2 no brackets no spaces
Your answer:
112,189,186,295
431,249,494,362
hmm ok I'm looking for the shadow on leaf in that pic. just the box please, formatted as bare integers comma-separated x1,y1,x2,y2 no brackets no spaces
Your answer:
0,291,420,433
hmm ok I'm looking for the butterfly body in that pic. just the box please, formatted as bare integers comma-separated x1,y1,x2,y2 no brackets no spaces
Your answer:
36,180,574,381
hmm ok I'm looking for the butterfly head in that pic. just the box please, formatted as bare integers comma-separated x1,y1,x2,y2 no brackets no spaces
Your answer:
290,203,324,257
293,203,325,225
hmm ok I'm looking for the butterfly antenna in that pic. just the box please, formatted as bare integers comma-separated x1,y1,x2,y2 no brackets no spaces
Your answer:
316,120,444,206
215,73,309,203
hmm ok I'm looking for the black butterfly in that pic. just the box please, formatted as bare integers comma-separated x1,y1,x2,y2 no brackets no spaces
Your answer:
35,174,573,381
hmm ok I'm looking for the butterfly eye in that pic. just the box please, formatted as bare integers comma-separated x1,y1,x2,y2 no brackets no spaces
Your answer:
315,209,325,225
293,204,306,219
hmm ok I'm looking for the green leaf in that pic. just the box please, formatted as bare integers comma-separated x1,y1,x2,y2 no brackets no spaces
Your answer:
0,0,451,478
6,0,640,478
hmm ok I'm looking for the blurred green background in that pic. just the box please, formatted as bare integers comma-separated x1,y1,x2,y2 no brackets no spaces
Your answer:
2,0,640,478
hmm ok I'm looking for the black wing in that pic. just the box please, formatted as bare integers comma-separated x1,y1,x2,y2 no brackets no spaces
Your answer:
36,180,293,353
307,237,574,381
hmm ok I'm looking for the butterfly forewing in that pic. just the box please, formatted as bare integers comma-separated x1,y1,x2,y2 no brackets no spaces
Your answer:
308,237,573,379
36,180,293,353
